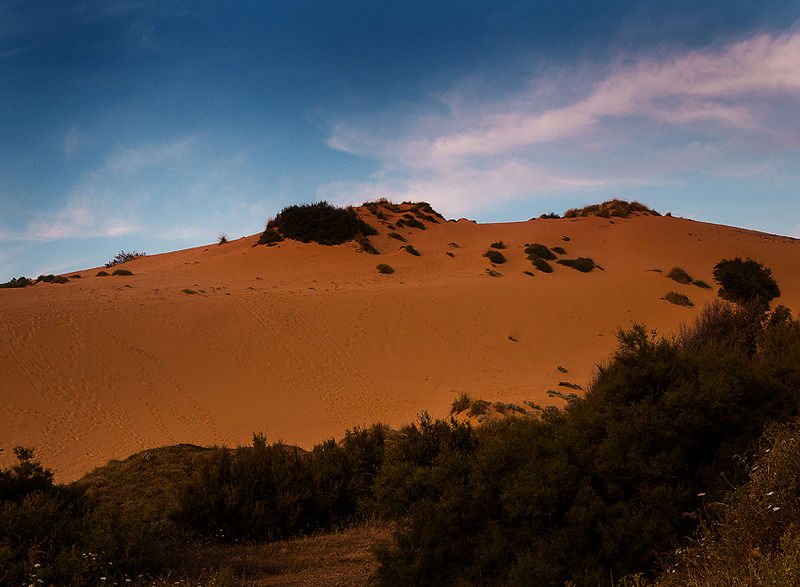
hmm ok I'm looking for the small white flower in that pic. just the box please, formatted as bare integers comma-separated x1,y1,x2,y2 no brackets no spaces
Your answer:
767,491,775,496
33,564,40,568
773,506,781,512
697,492,706,497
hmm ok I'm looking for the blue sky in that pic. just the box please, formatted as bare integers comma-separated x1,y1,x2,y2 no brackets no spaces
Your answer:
1,1,799,280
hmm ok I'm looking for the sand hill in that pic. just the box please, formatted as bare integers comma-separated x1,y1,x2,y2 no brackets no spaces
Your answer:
1,202,798,480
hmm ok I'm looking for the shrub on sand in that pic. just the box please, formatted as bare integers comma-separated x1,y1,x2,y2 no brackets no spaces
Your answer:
483,249,506,264
376,263,394,274
665,291,693,306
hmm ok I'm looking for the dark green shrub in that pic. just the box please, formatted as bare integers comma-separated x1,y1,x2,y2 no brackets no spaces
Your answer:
490,241,506,249
693,279,712,289
0,448,163,584
658,421,800,585
485,268,502,277
376,264,394,274
356,234,379,254
524,243,556,260
446,251,455,258
523,270,535,276
182,289,197,295
69,274,81,279
36,274,55,283
105,250,145,267
557,257,597,272
217,233,228,244
112,269,133,276
713,257,780,311
372,303,800,585
171,426,387,541
265,201,377,245
257,227,284,245
52,275,69,284
387,232,407,242
483,249,506,264
539,212,560,219
552,246,567,255
530,256,553,273
0,276,33,288
667,267,693,284
665,291,693,306
95,270,110,277
403,245,420,256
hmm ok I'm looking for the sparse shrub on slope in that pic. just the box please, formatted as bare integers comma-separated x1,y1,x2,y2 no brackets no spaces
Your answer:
557,257,598,272
524,243,556,261
713,257,780,312
265,201,377,245
529,256,553,273
106,250,145,268
484,249,506,264
665,291,693,306
376,263,394,274
667,267,693,284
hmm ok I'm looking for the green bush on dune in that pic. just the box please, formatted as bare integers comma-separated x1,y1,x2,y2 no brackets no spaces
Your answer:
261,201,377,246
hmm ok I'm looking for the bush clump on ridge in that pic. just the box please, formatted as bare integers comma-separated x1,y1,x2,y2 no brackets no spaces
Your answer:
0,276,33,288
105,250,145,268
264,201,377,245
564,199,659,218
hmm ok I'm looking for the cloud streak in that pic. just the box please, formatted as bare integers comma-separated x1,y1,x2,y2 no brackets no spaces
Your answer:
325,26,800,215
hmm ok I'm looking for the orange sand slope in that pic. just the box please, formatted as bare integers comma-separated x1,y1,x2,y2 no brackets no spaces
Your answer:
1,205,799,480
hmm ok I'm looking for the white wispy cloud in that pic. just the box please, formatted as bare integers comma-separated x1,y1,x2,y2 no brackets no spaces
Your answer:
105,135,197,175
325,26,800,214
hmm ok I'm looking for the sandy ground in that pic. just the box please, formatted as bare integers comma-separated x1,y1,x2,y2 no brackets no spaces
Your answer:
1,205,799,480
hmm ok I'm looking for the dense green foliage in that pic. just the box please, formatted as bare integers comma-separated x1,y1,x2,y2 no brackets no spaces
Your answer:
0,276,33,288
265,201,377,245
557,257,597,272
372,301,800,585
483,249,506,264
171,426,387,541
713,257,780,311
657,417,800,585
0,448,162,585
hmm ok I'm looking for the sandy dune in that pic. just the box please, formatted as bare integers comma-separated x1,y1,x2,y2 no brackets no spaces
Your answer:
1,205,799,480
